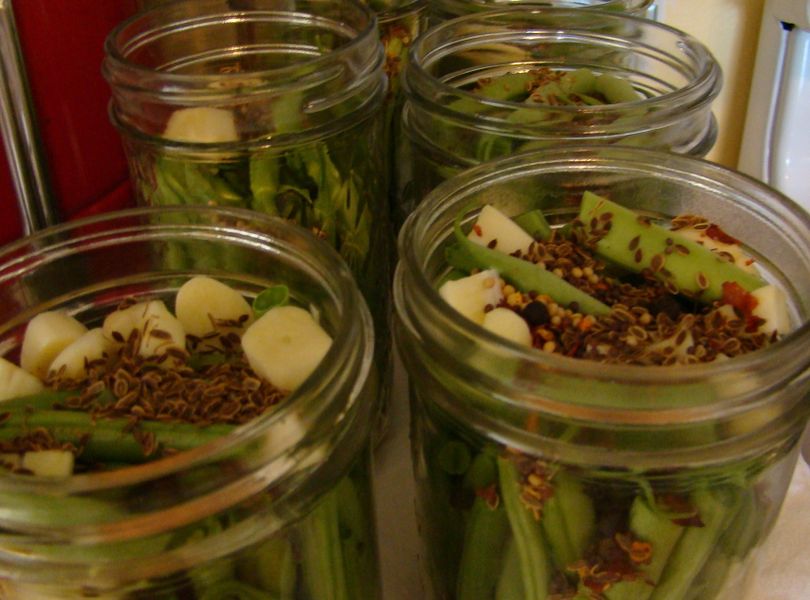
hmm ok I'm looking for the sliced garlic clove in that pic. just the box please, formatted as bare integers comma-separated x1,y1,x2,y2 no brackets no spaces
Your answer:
103,300,185,360
20,311,88,379
751,284,790,336
438,269,503,325
677,226,757,274
48,328,115,380
163,107,239,144
241,305,332,392
467,205,534,256
175,275,252,337
0,356,44,401
482,307,533,346
22,450,74,478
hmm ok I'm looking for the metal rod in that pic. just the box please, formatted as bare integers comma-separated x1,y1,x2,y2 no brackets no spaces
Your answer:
0,0,59,234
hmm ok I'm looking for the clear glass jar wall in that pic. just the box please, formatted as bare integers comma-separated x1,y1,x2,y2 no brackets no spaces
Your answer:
103,0,393,432
0,207,380,599
396,8,721,226
429,0,655,25
394,147,810,600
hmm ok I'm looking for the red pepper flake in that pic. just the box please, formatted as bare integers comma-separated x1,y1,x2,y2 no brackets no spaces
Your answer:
472,224,483,237
658,493,704,527
705,224,740,245
615,532,652,565
721,281,761,332
475,484,500,510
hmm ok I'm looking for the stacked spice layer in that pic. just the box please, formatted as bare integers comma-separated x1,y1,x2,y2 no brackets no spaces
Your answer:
394,147,810,600
0,207,380,599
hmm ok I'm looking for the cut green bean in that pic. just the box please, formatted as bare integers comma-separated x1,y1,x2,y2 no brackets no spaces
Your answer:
595,73,641,103
603,494,684,600
300,488,349,600
0,389,76,412
497,457,551,600
450,216,610,315
456,496,510,600
474,72,537,103
512,209,552,241
495,538,525,600
236,537,296,599
649,487,739,599
579,191,766,301
0,409,234,464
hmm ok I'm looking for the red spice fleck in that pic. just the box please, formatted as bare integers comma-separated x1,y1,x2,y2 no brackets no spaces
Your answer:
475,484,500,509
472,224,483,237
721,281,761,332
705,224,740,245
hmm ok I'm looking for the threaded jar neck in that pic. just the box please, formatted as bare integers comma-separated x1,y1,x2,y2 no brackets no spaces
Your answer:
103,0,386,148
403,7,721,163
0,206,376,582
394,147,810,468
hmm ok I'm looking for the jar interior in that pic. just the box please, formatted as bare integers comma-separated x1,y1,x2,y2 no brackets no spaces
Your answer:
419,15,704,106
115,1,365,74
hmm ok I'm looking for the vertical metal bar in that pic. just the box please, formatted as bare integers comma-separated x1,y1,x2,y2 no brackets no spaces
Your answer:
0,0,59,234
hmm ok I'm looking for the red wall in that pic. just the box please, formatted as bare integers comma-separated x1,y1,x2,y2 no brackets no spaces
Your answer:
0,0,139,245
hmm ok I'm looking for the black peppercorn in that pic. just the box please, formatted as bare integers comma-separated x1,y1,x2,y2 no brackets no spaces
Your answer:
521,301,550,327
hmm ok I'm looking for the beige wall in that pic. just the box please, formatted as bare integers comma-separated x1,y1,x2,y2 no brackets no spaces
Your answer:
656,0,766,167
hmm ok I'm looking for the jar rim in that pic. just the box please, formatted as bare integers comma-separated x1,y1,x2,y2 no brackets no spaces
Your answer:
103,0,380,98
431,0,655,20
395,146,810,422
405,7,721,133
0,205,375,496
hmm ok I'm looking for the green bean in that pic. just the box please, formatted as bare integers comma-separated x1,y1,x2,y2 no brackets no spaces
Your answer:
449,216,610,315
579,191,765,301
0,389,76,412
497,457,551,600
595,73,641,103
495,538,524,600
0,409,234,464
236,537,296,599
532,471,594,571
512,209,552,241
198,580,280,600
649,487,740,599
603,494,684,600
457,496,510,600
300,487,350,600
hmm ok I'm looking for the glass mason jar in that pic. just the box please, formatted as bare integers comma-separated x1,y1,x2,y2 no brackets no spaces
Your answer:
396,7,721,227
0,207,380,599
361,0,428,208
429,0,655,25
102,0,394,434
394,147,810,600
